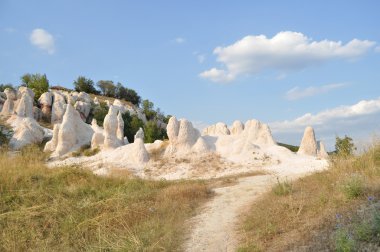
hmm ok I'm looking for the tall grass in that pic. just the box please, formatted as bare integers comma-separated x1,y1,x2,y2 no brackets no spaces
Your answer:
238,144,380,251
0,145,211,251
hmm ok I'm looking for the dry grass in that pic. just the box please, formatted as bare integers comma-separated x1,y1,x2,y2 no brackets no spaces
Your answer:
0,145,211,251
89,94,134,108
238,144,380,251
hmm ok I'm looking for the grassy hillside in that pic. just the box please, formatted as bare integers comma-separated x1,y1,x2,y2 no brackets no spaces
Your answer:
238,145,380,251
0,146,211,251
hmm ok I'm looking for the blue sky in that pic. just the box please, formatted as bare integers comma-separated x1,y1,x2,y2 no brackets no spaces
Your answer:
1,0,380,149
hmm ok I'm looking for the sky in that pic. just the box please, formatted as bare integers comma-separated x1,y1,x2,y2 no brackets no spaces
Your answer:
1,0,380,150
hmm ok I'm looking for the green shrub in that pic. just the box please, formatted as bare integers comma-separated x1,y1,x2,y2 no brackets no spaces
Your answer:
341,175,364,199
335,229,356,252
272,178,293,196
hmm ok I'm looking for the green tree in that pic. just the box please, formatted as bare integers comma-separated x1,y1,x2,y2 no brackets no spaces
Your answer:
142,99,156,121
21,73,49,101
96,80,116,97
143,121,167,143
115,82,141,106
335,135,356,156
0,83,14,92
92,102,109,126
73,76,99,94
122,112,144,143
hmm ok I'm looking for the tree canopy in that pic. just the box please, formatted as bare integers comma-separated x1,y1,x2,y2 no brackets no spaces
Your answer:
335,135,356,156
21,73,49,102
73,76,99,94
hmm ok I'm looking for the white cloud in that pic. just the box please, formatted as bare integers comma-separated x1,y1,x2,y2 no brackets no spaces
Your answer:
29,28,55,54
271,97,380,132
197,54,206,63
200,31,376,82
270,97,380,150
375,46,380,53
174,37,186,44
285,83,347,100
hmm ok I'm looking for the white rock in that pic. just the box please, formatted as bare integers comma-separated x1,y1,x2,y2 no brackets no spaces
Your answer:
78,92,92,103
93,97,99,105
51,92,67,124
134,127,144,141
192,136,211,153
103,105,121,149
177,119,200,148
131,138,149,163
15,91,34,118
317,141,329,159
46,104,94,156
113,99,126,114
116,111,125,145
230,120,244,135
9,117,45,150
74,101,91,121
203,122,230,136
18,87,35,100
91,132,104,149
44,123,60,152
1,88,17,115
244,120,276,146
298,126,318,156
167,116,180,143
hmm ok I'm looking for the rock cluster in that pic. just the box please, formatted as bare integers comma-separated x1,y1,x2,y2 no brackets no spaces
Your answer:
298,126,329,158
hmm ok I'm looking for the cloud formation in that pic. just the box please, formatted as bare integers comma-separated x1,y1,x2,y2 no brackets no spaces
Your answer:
174,37,186,44
200,31,375,82
270,97,380,134
29,28,55,54
285,83,347,100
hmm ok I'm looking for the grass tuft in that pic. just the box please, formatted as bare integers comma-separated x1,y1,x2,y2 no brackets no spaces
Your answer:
272,177,293,196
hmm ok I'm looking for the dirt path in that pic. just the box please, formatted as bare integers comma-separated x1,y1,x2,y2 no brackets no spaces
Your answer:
184,174,277,252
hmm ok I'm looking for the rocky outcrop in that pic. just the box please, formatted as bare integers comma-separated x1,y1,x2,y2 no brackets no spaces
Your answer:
74,101,91,122
192,136,210,153
33,107,42,121
116,112,125,145
131,138,149,163
243,120,276,146
78,92,92,103
134,127,144,141
317,141,329,159
9,117,45,150
298,126,318,156
44,124,60,152
1,88,17,115
15,88,34,118
203,122,230,136
93,97,99,105
166,117,201,153
103,105,122,149
230,120,244,135
44,104,94,156
51,92,67,124
38,92,53,122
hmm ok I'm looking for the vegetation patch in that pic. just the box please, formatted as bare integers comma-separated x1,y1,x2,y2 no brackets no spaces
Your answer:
238,144,380,251
0,146,211,251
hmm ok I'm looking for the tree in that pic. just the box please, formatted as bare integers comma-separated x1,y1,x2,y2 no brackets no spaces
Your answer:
0,83,14,92
143,121,167,143
96,80,116,97
335,135,356,156
21,73,49,102
142,99,156,121
122,112,144,143
115,82,141,106
73,76,99,94
92,102,109,126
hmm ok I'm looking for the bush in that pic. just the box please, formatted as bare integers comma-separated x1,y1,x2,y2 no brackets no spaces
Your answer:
20,73,49,102
335,229,356,252
144,121,167,143
0,83,14,92
122,112,144,143
115,82,141,106
73,76,99,94
97,80,116,97
272,177,293,196
92,101,109,126
336,135,356,156
341,174,364,199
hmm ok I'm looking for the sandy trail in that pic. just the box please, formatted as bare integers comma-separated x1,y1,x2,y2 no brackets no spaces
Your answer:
184,174,275,252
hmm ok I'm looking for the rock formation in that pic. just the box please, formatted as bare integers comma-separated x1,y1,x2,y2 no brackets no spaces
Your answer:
131,138,149,163
230,120,244,135
44,104,94,156
74,101,91,122
116,111,125,145
317,141,329,159
1,88,17,115
134,127,144,141
78,92,92,103
51,92,67,124
9,117,45,150
103,105,122,149
15,88,34,118
243,120,276,146
38,92,53,121
93,97,99,105
203,122,230,136
298,126,318,156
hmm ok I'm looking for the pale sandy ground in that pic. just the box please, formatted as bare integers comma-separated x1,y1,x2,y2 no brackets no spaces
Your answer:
183,159,327,252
